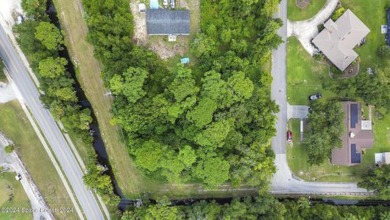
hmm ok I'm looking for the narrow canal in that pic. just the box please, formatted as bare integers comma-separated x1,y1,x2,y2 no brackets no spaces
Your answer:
46,0,126,205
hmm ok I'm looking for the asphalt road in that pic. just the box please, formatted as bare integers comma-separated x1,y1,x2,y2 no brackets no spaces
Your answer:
0,24,104,219
270,0,369,194
271,0,288,155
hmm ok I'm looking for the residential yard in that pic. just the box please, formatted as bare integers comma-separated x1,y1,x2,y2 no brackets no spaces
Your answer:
287,37,336,105
287,0,390,181
133,0,200,60
341,0,390,69
0,172,31,220
287,0,327,21
0,101,77,220
287,114,390,182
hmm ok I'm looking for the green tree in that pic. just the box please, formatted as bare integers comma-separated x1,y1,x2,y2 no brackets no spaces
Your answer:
83,163,114,199
194,156,230,187
110,67,148,103
194,119,232,148
134,140,164,172
178,145,197,167
186,97,217,128
304,100,344,165
22,0,48,20
358,164,390,198
38,57,67,78
35,22,64,51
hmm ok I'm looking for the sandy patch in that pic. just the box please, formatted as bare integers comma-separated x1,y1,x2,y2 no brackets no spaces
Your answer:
0,82,16,104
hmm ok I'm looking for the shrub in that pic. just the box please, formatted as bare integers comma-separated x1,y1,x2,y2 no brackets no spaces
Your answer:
378,45,390,57
313,53,324,61
4,145,14,153
331,7,346,21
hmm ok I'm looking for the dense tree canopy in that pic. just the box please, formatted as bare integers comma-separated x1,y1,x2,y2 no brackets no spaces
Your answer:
35,22,65,51
122,196,390,220
82,0,281,188
304,100,344,165
14,2,94,143
358,164,390,199
22,0,48,20
323,70,390,114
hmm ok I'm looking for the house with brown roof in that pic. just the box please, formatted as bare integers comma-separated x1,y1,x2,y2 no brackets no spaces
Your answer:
331,102,374,166
312,9,370,71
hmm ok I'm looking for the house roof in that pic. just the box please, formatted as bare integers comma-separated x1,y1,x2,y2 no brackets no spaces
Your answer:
146,9,190,35
331,102,374,166
312,10,370,71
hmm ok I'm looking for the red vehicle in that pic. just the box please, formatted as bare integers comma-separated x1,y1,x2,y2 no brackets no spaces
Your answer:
287,130,293,142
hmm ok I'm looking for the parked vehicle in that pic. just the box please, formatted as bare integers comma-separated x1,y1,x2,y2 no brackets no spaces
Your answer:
309,93,322,101
170,0,175,9
287,130,293,142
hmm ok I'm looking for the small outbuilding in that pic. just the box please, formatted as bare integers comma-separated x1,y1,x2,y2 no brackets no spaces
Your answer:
146,9,190,36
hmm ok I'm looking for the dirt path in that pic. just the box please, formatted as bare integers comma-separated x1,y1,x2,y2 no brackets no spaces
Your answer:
287,0,338,54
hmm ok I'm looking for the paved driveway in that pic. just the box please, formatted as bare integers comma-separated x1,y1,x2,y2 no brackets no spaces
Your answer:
287,104,309,119
287,0,339,54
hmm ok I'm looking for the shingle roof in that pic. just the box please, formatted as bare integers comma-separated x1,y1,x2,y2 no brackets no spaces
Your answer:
331,102,374,166
146,9,190,35
312,10,370,71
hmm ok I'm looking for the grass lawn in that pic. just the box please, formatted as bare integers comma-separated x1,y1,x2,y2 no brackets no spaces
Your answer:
287,37,336,105
286,0,390,182
287,119,362,182
341,0,390,69
287,112,390,182
0,172,31,220
0,101,77,219
287,0,327,21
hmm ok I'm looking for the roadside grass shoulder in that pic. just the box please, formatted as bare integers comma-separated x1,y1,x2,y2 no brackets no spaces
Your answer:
287,37,335,105
0,172,31,220
287,0,327,21
0,63,6,82
0,101,77,219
